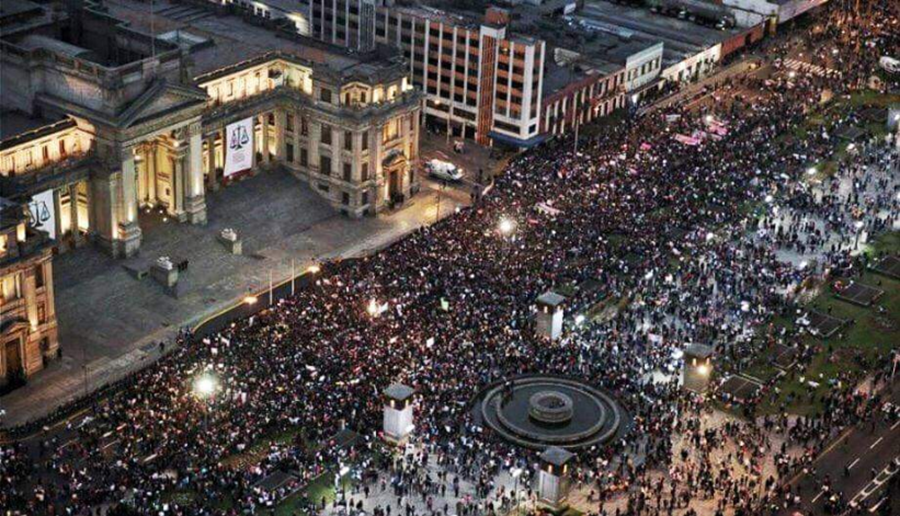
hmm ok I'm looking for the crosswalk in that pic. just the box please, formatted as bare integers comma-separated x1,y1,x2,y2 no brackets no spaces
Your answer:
782,58,842,78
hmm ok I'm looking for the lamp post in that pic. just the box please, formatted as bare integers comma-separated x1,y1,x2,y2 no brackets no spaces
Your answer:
193,371,220,431
511,467,523,509
498,217,516,237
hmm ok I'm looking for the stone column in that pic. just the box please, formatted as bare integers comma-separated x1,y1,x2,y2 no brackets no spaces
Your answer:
206,133,218,192
69,183,84,247
146,145,157,205
52,188,63,241
274,110,287,161
261,113,271,166
185,123,207,225
117,146,142,258
171,144,187,222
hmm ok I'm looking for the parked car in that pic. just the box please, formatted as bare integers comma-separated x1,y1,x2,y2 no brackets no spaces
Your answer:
426,159,464,182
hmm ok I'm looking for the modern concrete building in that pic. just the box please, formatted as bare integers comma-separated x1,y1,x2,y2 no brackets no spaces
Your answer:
292,0,766,147
1,0,421,260
297,1,548,148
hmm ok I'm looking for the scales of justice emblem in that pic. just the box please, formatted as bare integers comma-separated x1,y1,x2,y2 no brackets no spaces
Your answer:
230,123,251,165
28,194,54,238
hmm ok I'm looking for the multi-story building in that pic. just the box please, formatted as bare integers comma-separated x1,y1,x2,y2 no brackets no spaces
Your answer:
300,1,547,148
0,195,58,388
1,0,421,261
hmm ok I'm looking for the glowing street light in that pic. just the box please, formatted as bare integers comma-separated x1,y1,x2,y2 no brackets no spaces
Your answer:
193,372,219,399
498,217,516,236
243,294,258,305
307,264,321,274
367,298,387,318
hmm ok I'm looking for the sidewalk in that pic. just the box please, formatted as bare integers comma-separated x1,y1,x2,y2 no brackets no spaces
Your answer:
0,169,470,429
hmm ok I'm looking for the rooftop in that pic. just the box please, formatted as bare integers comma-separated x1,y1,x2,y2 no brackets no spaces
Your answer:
0,111,66,143
0,0,42,21
576,0,743,67
103,0,399,78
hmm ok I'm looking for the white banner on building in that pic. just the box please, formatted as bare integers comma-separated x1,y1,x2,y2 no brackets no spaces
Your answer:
225,117,254,177
28,189,56,239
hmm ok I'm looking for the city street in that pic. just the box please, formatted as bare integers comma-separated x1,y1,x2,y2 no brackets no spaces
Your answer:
779,382,900,515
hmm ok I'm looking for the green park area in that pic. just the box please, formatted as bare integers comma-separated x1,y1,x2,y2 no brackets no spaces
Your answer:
745,231,900,417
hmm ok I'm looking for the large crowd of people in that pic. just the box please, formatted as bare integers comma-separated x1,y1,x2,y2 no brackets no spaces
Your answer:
1,2,898,515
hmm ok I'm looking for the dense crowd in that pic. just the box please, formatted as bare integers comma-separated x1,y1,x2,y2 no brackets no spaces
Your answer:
1,2,898,516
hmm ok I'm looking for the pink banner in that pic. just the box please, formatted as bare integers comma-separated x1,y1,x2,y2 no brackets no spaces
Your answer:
674,134,700,146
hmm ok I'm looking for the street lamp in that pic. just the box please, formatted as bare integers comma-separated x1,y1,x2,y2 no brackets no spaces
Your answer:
193,371,220,432
193,372,219,399
511,467,523,507
498,217,516,236
307,264,321,274
367,298,385,318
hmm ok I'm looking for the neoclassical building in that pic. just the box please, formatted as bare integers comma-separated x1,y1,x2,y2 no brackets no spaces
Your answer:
0,0,421,259
0,0,420,384
0,196,58,388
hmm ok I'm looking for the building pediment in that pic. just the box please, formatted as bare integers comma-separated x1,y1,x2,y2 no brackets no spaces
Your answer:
119,80,208,129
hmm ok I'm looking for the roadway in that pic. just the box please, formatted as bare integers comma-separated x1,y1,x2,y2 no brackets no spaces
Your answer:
780,381,900,515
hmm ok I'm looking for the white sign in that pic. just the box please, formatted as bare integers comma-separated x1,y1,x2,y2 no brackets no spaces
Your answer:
224,117,254,177
28,189,56,239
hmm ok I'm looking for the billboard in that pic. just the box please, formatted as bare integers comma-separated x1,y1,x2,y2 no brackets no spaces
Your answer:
28,189,56,239
225,117,254,177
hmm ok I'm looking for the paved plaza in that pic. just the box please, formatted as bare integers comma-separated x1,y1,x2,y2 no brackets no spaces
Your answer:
0,164,476,428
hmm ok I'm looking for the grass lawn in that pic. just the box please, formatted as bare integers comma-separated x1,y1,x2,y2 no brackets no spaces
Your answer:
755,231,900,416
221,428,302,470
270,471,354,516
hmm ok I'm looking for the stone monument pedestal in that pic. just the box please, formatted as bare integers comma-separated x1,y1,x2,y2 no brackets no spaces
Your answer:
218,228,242,255
536,291,565,340
536,447,574,512
383,383,415,445
682,343,714,394
150,257,179,288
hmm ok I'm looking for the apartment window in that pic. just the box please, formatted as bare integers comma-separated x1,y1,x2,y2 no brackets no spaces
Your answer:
59,139,67,158
342,192,350,205
344,131,353,151
286,114,294,132
300,148,308,166
361,132,368,151
35,264,44,288
320,156,332,176
286,143,295,163
320,88,332,103
343,162,352,182
362,191,369,206
301,116,309,136
321,125,332,145
42,145,49,161
361,163,369,182
38,303,46,324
